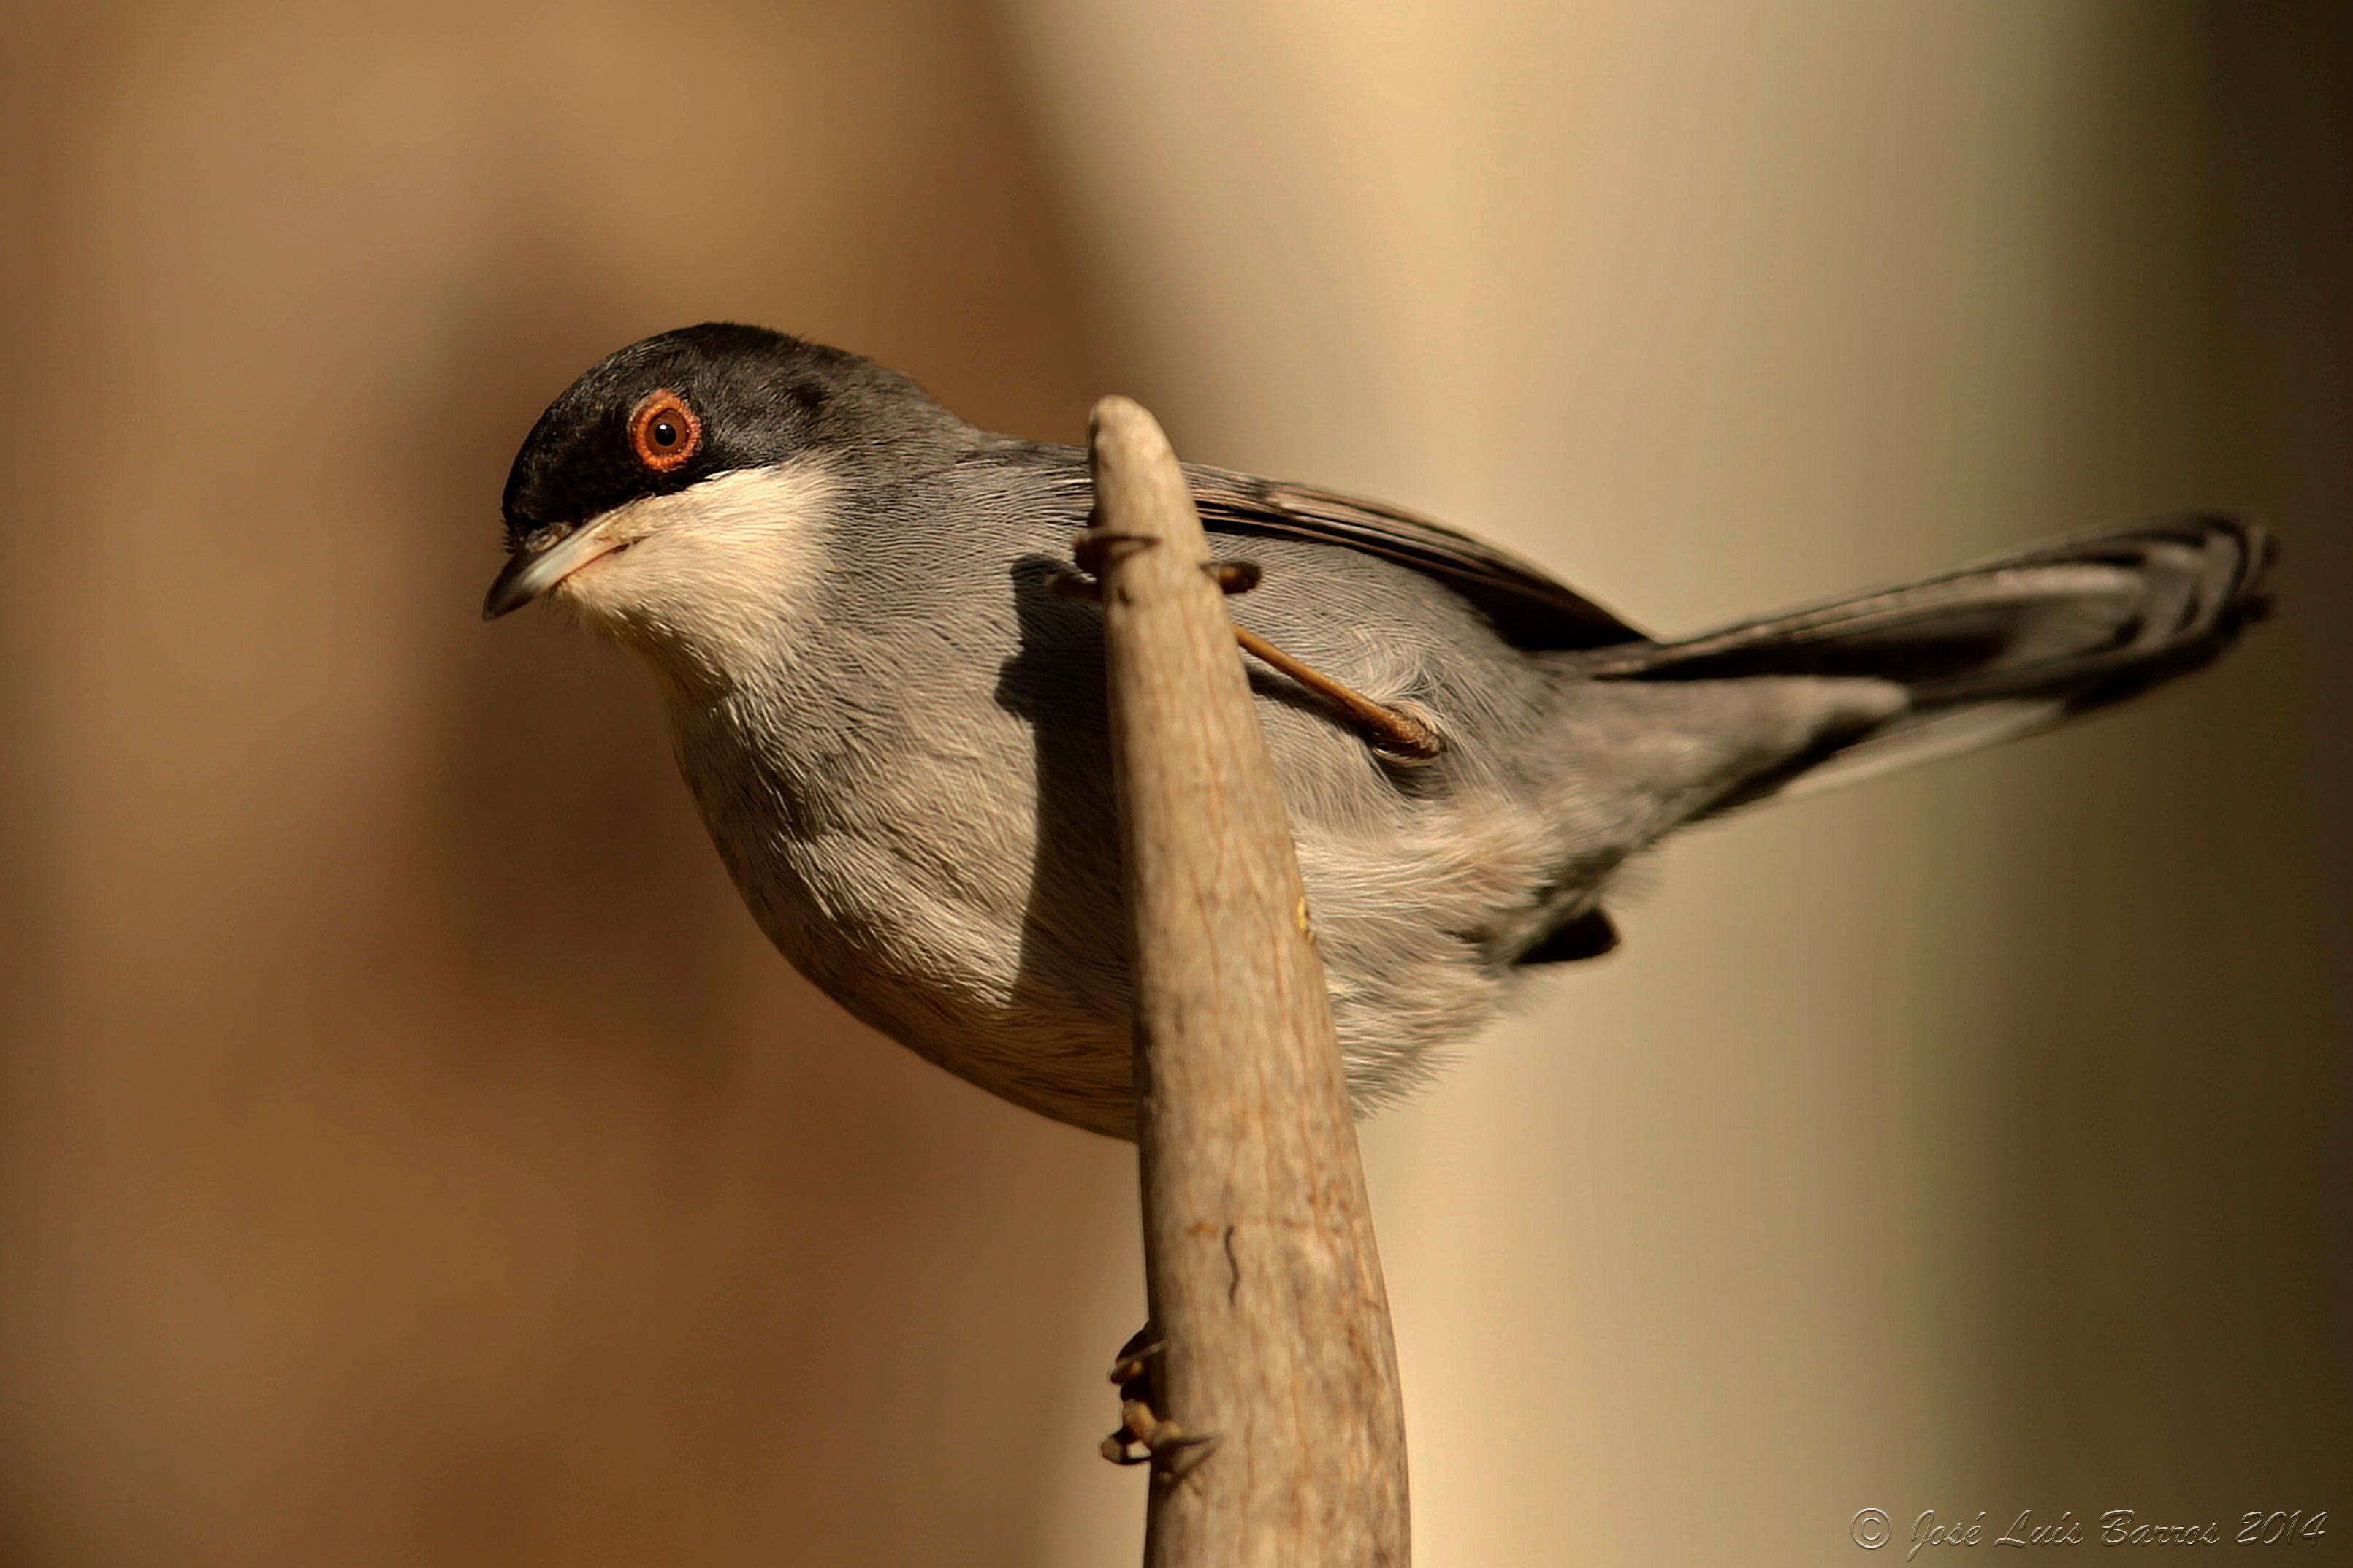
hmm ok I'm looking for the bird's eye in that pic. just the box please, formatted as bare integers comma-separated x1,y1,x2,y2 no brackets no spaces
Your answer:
629,390,701,473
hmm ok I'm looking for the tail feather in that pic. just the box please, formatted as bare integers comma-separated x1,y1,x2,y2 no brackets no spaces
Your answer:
1587,514,2274,803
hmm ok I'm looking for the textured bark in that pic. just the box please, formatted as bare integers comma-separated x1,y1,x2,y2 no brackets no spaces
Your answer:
1086,397,1411,1567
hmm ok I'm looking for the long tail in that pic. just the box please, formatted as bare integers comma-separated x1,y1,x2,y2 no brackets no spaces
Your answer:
1586,514,2276,805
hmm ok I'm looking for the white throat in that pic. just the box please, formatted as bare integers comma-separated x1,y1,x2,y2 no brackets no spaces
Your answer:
551,459,839,697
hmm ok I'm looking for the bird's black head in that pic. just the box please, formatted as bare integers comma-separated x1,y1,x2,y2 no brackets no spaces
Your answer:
485,324,960,620
503,323,882,543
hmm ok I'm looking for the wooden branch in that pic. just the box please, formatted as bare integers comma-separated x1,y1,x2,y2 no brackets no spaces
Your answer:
1083,396,1411,1567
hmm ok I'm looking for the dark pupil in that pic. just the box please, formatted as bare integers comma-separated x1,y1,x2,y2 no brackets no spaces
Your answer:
652,419,678,448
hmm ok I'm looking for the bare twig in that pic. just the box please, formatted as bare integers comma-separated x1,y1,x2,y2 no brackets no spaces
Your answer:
1083,396,1411,1567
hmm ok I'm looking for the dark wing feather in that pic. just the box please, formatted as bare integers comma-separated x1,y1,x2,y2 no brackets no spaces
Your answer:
1181,464,1649,651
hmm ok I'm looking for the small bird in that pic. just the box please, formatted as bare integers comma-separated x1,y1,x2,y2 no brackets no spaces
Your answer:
487,323,2271,1138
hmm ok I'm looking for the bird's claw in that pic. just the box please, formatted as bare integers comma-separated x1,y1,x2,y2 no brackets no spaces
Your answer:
1101,1409,1221,1477
1071,527,1161,580
1043,566,1103,603
1099,1334,1221,1479
1048,550,1259,603
1205,559,1262,594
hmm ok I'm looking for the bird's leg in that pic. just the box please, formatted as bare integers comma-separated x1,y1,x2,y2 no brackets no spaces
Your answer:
1099,1328,1219,1478
1048,550,1446,761
1205,559,1444,759
1227,623,1443,760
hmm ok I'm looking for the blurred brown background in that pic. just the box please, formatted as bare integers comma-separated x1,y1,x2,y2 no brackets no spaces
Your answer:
1,2,2344,1564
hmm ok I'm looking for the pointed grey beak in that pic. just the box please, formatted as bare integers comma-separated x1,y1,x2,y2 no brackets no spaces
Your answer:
482,521,629,619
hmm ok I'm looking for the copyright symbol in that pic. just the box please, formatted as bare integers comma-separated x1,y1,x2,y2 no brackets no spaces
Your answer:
1853,1509,1891,1549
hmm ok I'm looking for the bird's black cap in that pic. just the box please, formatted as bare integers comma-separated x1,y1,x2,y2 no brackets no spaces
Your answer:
499,322,958,546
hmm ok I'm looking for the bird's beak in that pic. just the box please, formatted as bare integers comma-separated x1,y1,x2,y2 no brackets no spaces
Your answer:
482,519,628,620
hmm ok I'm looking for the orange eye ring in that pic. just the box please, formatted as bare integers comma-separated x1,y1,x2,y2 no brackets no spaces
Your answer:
629,390,701,473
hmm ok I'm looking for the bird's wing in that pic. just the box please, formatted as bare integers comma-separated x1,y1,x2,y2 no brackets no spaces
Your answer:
1181,464,1649,651
994,439,1648,649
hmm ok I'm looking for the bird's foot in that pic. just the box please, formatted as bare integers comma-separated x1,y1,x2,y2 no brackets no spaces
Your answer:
1099,1330,1220,1478
1047,551,1444,761
1209,560,1441,759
